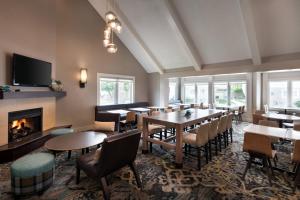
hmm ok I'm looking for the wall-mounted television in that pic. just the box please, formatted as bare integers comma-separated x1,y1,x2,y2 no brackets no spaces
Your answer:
12,54,52,87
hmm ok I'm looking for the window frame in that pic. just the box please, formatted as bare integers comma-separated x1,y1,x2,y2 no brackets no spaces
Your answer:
97,73,135,106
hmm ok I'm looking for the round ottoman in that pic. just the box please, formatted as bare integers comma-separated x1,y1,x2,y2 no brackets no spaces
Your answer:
50,128,74,136
11,153,55,196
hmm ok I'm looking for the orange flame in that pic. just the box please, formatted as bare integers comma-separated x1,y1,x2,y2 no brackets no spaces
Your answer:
12,119,27,129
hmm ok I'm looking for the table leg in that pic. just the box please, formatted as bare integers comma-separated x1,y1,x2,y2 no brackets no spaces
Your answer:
175,124,183,168
142,118,149,154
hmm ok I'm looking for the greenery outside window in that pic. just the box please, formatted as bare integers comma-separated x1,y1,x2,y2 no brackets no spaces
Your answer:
98,74,134,105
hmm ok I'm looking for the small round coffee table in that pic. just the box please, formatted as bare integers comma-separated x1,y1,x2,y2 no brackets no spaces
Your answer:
45,131,107,155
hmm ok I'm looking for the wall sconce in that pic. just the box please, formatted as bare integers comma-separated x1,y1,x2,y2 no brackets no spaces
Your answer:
79,68,87,88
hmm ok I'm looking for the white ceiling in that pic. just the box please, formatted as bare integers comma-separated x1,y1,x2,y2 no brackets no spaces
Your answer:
89,0,300,73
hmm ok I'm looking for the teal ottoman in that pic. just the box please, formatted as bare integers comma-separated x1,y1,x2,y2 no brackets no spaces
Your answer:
11,153,55,196
50,128,74,136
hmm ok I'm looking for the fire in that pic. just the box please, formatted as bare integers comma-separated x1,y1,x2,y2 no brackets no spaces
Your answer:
12,119,27,130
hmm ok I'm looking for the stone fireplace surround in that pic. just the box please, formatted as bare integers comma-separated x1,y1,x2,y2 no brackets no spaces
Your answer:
0,97,55,146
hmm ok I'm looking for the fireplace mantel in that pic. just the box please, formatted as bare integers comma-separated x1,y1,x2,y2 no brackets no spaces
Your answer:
0,91,66,100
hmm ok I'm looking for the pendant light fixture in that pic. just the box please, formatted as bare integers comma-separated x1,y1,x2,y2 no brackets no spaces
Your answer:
103,0,122,54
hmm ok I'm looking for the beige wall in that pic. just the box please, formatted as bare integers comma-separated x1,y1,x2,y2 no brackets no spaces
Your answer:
0,0,56,85
0,0,149,137
55,0,149,128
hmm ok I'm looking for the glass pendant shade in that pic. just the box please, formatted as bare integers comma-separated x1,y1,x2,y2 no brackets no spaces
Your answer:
108,19,117,29
104,27,111,39
103,39,110,47
107,43,117,53
105,11,116,21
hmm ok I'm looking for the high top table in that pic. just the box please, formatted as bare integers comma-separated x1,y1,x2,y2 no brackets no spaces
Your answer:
261,113,300,127
142,108,225,168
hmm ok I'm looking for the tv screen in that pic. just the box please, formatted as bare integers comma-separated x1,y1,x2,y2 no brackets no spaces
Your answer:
12,54,52,87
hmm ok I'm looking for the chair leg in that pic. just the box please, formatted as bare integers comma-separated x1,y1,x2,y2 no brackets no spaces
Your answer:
230,128,233,143
214,137,218,156
205,144,209,164
184,144,188,156
150,134,153,153
243,156,252,180
209,140,212,161
218,135,222,152
68,150,72,159
263,157,272,186
100,177,110,200
267,158,274,176
197,147,201,170
129,162,142,189
76,166,80,184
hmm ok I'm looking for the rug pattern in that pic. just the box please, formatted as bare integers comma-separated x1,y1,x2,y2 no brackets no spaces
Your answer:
1,122,300,199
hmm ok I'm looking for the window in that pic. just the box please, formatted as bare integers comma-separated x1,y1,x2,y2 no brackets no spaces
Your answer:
269,81,288,108
197,83,209,104
214,82,228,106
230,82,247,106
98,75,134,105
184,83,195,104
169,81,177,102
292,81,300,108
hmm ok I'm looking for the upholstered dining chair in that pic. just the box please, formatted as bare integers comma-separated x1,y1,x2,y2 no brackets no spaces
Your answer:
226,113,234,143
217,115,228,151
137,113,165,152
120,111,136,130
252,113,266,124
183,123,210,170
208,118,219,159
179,105,185,111
292,140,300,190
76,130,142,200
243,132,277,185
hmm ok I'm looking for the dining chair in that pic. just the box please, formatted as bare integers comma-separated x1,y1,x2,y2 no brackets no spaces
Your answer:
242,132,277,185
234,106,242,122
258,119,279,128
183,123,210,170
255,110,265,115
252,113,266,124
179,105,185,111
137,113,165,152
294,121,300,131
208,118,219,160
164,108,173,113
120,111,136,130
292,140,300,190
226,113,234,143
76,130,142,200
217,115,228,151
199,102,204,109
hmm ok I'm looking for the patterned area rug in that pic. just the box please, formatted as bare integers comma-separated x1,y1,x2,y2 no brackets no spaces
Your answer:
1,122,300,199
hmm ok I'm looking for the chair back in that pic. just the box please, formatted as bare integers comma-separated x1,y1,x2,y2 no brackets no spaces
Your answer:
293,140,300,162
180,105,185,111
165,108,173,113
226,113,234,130
95,112,120,132
97,130,141,177
151,110,160,116
126,111,136,123
217,115,227,134
195,123,209,145
137,113,148,131
199,103,204,109
243,132,273,158
252,113,265,124
255,110,265,115
258,120,279,128
241,106,245,113
294,121,300,131
209,118,219,140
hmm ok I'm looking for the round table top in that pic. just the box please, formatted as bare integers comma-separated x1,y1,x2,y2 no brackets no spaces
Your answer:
45,131,107,151
262,113,300,121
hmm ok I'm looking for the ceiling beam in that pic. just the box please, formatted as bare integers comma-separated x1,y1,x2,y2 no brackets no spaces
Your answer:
160,0,202,71
239,0,262,65
89,0,164,74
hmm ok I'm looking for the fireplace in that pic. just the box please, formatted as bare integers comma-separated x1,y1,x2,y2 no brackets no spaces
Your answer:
8,108,43,143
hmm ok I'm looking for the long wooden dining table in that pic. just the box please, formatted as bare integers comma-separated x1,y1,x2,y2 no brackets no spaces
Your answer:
142,108,225,168
243,124,300,140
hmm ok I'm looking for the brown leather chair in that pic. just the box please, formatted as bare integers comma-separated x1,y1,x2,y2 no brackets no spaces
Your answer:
76,130,142,200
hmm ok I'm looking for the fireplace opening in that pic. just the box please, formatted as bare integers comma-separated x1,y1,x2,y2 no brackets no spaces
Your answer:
8,108,43,143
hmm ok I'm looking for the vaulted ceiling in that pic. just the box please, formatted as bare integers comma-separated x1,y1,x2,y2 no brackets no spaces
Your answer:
88,0,300,74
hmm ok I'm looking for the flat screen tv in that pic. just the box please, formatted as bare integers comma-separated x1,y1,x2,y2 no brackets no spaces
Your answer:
12,54,52,87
